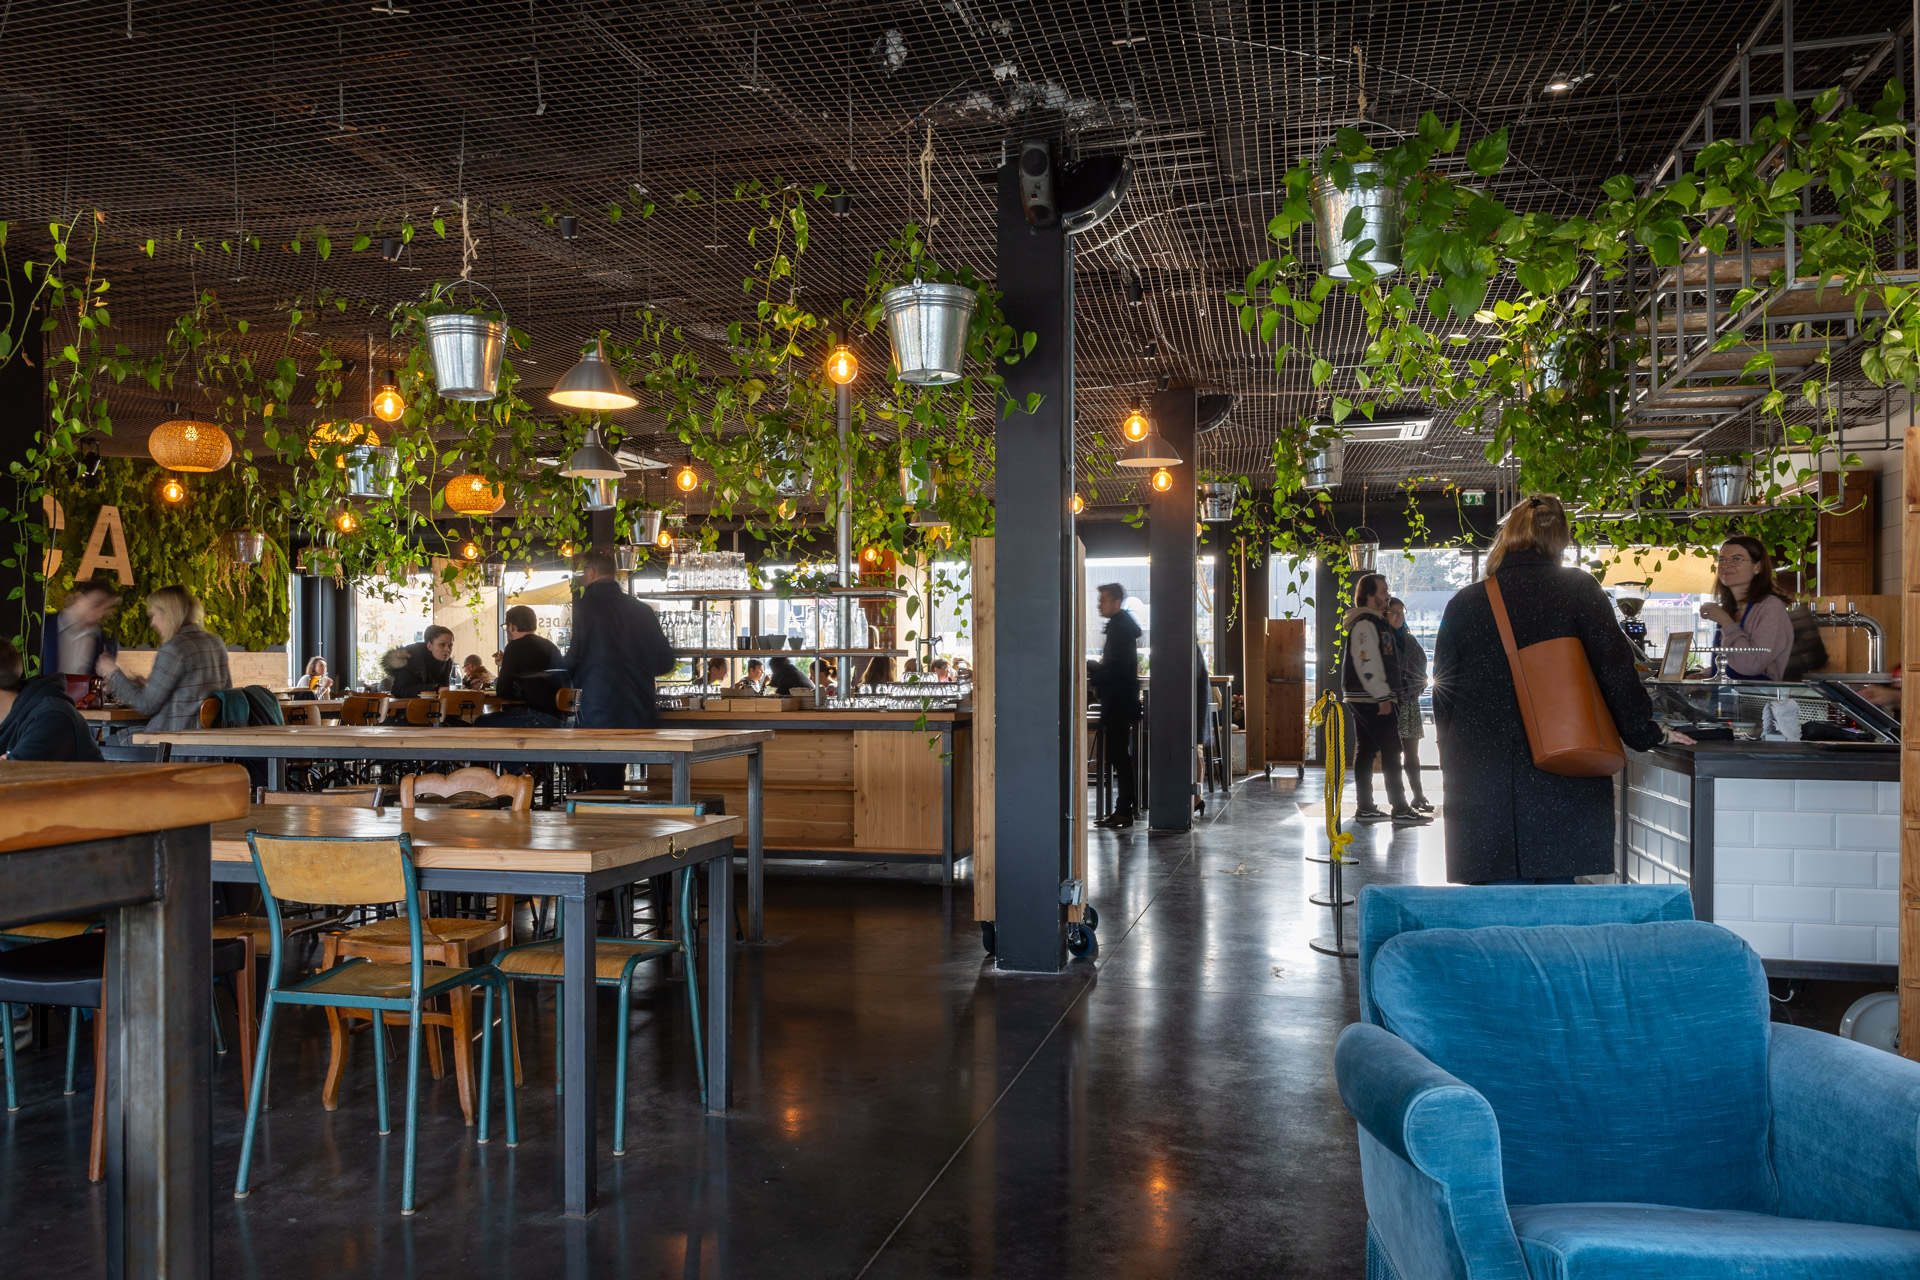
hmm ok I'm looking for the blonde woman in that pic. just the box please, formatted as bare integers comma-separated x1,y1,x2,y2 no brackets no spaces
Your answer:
301,655,333,698
1432,496,1692,884
95,585,231,731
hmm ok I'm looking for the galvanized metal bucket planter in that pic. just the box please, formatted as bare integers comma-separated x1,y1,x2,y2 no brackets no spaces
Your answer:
1701,462,1752,507
1310,162,1402,279
583,477,619,510
1200,481,1238,522
224,530,266,565
633,508,664,545
901,464,949,528
882,281,978,385
345,446,397,498
1348,528,1381,572
423,296,508,401
1303,445,1340,491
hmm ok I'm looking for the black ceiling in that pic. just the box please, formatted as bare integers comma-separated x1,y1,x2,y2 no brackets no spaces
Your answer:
1,0,1911,514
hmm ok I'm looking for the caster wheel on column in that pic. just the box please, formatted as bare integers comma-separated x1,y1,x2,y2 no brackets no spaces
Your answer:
980,921,996,957
1066,923,1099,960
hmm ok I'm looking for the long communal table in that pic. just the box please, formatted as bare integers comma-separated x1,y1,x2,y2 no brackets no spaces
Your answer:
208,803,744,1218
0,760,252,1278
134,725,773,942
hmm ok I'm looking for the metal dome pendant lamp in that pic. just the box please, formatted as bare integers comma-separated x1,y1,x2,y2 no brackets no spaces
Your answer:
549,341,639,411
1115,406,1183,470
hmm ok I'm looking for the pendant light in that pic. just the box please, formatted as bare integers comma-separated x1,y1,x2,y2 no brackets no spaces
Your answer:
559,426,625,479
371,370,406,423
674,459,700,493
149,405,233,473
444,474,505,516
549,341,639,411
334,509,361,534
825,342,859,386
309,420,381,464
157,475,188,505
1071,493,1085,515
1115,405,1182,470
1150,466,1175,492
457,537,484,562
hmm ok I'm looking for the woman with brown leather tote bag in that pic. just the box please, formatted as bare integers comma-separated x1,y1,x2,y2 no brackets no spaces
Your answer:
1484,574,1625,777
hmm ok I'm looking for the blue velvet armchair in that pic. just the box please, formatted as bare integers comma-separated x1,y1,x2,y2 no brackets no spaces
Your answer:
1337,884,1920,1280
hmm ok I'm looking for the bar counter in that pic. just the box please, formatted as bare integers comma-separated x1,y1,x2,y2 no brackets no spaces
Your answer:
1622,739,1900,981
658,707,973,881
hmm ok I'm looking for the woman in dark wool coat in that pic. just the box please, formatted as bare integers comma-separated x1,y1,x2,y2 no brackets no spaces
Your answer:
1433,495,1693,883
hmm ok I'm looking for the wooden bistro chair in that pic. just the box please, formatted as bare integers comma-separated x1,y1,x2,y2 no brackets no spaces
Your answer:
439,691,485,723
0,931,255,1181
321,768,530,1125
339,694,386,726
236,830,515,1216
491,804,705,1154
280,701,323,727
402,697,444,727
213,789,389,969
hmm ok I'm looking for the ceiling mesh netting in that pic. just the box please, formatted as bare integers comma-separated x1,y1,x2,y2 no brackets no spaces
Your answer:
1,0,1911,513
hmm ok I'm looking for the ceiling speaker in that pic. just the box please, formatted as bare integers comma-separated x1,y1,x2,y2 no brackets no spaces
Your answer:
1018,139,1057,227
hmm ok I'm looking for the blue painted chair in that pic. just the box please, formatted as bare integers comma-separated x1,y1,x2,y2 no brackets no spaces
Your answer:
1338,884,1920,1279
235,830,516,1216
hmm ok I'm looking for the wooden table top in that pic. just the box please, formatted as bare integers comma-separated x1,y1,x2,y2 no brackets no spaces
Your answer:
210,803,743,873
135,724,774,753
0,761,251,854
78,706,150,722
660,708,970,725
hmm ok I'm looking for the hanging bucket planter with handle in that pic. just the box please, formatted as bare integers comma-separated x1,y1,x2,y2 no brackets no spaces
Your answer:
632,509,664,545
1348,528,1381,573
1200,481,1239,522
420,282,509,401
346,446,398,499
882,281,979,385
1303,443,1341,491
1310,162,1402,279
901,463,949,529
1701,462,1752,507
224,530,266,565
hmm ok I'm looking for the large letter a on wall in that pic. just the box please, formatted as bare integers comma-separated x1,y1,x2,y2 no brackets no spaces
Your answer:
75,505,133,585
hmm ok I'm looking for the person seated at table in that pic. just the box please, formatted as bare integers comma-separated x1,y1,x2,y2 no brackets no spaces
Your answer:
860,655,894,688
461,654,493,690
809,658,840,697
41,578,119,687
704,656,730,688
731,658,767,695
768,654,812,696
389,625,456,698
96,585,231,733
566,551,675,790
474,609,566,748
954,657,972,680
930,657,952,682
0,637,102,762
902,657,921,679
300,655,333,698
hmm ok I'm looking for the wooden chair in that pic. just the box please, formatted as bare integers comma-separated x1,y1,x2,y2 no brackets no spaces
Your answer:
216,789,389,960
323,768,531,1124
340,694,386,726
198,696,220,729
253,786,390,807
280,702,322,726
492,802,706,1152
235,831,514,1215
439,691,485,723
402,697,443,727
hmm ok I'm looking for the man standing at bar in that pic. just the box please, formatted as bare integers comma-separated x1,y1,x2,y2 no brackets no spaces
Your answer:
1090,582,1142,829
566,550,675,790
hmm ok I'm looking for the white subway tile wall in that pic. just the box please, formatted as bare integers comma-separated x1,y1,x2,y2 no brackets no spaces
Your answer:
1714,779,1899,964
1623,759,1691,887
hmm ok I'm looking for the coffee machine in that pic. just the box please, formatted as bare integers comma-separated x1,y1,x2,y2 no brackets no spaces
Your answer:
1614,582,1649,657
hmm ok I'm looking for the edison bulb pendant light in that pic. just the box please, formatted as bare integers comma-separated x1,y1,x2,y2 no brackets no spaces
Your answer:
1121,408,1151,442
371,371,406,423
458,538,483,561
674,461,699,493
1071,493,1085,515
158,476,187,504
826,343,859,386
1151,466,1175,492
335,510,360,534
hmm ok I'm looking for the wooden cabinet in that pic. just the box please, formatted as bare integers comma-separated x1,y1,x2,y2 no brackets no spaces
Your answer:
1264,619,1307,766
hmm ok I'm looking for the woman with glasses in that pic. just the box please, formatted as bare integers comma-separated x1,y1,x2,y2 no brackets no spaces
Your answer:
1700,536,1794,681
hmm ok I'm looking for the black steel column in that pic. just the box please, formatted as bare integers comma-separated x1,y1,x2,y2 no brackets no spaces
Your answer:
992,155,1075,973
1147,385,1197,830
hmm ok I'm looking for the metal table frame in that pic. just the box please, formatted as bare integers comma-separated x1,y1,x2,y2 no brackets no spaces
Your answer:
211,828,737,1218
1,824,212,1278
143,731,770,943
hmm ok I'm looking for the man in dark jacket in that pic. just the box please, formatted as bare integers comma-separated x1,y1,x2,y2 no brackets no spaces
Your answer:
0,638,103,762
1089,583,1143,828
389,625,456,698
492,605,565,719
566,550,676,789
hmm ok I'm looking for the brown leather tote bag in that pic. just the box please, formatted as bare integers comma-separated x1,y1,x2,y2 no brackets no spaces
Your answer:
1484,575,1625,777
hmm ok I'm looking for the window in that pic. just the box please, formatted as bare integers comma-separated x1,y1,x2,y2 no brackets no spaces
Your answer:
352,574,433,689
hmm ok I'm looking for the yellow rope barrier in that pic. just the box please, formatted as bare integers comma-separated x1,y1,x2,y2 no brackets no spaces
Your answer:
1308,691,1354,864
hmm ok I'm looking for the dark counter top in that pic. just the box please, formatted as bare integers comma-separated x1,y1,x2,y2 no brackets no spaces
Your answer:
1636,738,1897,780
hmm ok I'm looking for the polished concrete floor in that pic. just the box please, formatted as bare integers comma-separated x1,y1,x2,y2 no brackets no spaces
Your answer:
0,767,1545,1276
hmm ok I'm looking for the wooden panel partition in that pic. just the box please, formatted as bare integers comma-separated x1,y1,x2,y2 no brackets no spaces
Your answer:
1901,427,1920,1059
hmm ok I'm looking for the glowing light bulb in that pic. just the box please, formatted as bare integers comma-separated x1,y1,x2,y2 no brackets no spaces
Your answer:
1071,494,1085,515
459,539,482,561
335,510,360,534
862,546,879,564
1151,467,1174,492
674,463,699,493
656,528,672,548
158,476,187,504
777,499,796,520
371,375,406,423
826,343,859,386
559,540,575,558
1122,409,1151,442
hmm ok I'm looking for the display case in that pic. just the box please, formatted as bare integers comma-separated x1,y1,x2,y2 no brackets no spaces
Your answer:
1645,675,1897,744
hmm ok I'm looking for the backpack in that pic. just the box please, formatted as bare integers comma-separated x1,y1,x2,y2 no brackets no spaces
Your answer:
1783,605,1827,681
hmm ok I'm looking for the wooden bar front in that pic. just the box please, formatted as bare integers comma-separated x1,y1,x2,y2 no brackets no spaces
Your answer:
658,709,973,862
